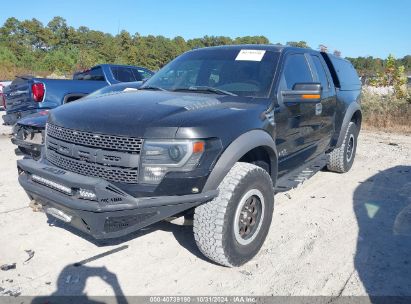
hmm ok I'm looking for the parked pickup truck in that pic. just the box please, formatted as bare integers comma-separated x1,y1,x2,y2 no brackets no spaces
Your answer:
2,64,153,125
11,81,145,159
17,45,362,267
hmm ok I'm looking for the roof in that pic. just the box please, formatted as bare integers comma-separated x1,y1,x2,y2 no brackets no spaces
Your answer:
189,44,313,53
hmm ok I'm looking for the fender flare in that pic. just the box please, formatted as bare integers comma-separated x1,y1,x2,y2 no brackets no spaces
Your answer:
202,130,278,191
336,102,361,148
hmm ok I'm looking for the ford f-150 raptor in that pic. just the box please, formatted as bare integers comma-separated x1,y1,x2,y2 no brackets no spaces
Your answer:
17,45,362,267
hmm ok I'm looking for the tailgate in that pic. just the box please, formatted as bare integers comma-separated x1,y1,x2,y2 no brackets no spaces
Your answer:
4,77,36,114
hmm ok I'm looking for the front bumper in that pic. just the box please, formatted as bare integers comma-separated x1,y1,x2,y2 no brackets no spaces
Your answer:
17,158,218,239
11,137,43,159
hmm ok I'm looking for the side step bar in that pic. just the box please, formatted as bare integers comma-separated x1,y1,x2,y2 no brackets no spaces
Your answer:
275,153,327,193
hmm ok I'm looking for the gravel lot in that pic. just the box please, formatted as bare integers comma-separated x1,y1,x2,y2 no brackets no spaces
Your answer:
0,118,410,298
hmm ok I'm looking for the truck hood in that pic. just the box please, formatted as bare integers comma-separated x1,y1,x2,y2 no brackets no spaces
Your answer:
49,90,269,138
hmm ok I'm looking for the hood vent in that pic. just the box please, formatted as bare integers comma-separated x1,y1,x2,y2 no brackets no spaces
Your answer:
159,96,220,111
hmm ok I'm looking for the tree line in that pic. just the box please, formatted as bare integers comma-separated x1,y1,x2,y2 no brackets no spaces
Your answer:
0,16,410,79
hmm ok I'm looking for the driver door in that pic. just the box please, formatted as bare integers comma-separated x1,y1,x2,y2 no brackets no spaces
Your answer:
276,53,320,167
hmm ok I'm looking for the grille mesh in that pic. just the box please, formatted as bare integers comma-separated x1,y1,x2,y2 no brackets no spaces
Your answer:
46,150,139,183
47,123,143,153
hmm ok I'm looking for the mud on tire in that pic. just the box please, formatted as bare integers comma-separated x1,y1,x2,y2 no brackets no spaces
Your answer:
193,162,274,267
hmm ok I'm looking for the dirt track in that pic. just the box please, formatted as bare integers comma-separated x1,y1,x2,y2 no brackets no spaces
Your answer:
0,120,410,298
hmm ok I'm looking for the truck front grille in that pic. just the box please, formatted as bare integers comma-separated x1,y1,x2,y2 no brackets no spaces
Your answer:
46,149,139,184
46,124,141,183
47,123,143,153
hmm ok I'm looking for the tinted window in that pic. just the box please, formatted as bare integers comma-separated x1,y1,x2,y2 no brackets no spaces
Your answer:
136,69,153,80
111,67,140,82
282,54,313,90
143,49,279,98
311,55,329,90
73,67,105,81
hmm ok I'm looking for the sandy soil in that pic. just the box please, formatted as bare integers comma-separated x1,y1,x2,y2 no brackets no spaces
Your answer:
0,120,410,298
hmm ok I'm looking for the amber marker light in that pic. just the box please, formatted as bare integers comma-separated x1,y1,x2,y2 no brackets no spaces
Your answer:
302,94,321,99
193,141,205,153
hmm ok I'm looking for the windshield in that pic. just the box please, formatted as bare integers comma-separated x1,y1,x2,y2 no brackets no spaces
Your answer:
143,48,279,97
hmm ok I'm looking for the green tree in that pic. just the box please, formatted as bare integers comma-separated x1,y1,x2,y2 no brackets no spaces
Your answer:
286,41,309,48
371,54,408,98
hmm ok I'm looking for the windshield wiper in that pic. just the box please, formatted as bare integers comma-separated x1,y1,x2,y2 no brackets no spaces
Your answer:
139,86,166,91
172,86,237,96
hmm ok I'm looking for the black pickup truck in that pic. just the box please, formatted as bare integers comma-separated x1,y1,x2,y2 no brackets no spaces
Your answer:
17,45,361,267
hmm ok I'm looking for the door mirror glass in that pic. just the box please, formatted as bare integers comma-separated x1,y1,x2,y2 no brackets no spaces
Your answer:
292,82,321,92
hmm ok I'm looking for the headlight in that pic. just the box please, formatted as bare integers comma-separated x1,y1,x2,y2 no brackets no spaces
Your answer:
140,140,205,184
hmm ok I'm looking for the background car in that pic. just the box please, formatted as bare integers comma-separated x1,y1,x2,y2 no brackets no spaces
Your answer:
11,81,146,159
2,64,153,125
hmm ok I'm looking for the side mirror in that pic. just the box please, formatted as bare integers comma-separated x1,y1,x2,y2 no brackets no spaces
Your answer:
282,82,322,102
292,83,321,92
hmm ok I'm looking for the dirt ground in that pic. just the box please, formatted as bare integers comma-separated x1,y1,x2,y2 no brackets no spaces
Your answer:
0,119,410,298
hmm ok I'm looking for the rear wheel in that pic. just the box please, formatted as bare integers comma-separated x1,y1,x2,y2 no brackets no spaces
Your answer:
327,121,358,173
193,162,274,267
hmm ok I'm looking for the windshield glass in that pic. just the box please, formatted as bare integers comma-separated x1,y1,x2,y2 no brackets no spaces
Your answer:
143,48,279,97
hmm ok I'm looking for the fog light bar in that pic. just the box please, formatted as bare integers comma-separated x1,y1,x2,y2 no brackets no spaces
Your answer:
45,207,72,223
31,174,72,195
78,188,97,201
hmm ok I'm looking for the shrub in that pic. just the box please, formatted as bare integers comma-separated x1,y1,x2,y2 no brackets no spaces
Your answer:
361,88,411,133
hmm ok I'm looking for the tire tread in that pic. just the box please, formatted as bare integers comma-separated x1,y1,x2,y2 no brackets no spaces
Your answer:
193,162,268,267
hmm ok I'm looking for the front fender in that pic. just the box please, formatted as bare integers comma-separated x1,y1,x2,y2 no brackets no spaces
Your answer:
202,130,277,191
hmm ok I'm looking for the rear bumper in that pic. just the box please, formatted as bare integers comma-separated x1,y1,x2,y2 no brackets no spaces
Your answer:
2,110,37,125
17,158,218,239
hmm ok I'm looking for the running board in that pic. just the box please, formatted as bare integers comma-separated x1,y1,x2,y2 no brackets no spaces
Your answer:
275,153,327,193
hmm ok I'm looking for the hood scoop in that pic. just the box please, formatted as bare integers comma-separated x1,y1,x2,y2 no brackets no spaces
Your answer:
159,96,221,111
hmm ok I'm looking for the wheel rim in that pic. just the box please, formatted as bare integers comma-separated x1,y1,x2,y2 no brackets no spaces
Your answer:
346,134,355,162
233,189,265,245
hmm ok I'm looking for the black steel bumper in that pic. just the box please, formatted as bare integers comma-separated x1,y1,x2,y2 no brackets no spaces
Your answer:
11,137,43,158
17,158,218,239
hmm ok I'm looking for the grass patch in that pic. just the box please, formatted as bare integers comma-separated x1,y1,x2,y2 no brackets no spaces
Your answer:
361,89,411,134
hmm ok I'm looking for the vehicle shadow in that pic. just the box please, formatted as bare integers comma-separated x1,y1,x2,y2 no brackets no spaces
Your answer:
31,264,128,304
354,165,411,298
47,216,213,263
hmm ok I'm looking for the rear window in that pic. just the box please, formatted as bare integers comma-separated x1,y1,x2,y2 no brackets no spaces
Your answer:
322,54,361,89
310,55,330,91
73,67,105,81
111,67,153,82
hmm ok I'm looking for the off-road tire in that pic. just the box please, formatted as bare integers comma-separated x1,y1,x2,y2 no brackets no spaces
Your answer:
327,121,359,173
193,162,274,267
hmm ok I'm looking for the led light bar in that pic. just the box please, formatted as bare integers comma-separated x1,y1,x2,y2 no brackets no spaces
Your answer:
31,174,72,195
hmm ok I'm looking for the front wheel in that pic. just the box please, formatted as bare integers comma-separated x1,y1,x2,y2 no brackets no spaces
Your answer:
193,162,274,267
